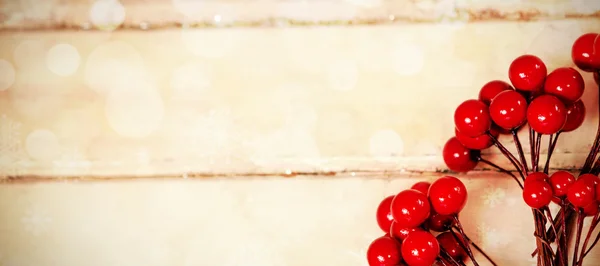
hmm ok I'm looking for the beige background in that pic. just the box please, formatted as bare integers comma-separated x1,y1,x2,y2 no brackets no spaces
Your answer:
1,0,600,265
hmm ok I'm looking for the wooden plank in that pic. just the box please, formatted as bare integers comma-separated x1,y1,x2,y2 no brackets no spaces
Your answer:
1,0,600,30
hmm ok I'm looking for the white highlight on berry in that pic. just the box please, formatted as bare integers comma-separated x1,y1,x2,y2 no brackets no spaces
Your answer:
46,43,81,77
328,59,359,91
170,62,212,100
25,129,61,162
391,41,425,76
89,0,126,30
104,78,165,138
369,129,404,157
0,59,15,91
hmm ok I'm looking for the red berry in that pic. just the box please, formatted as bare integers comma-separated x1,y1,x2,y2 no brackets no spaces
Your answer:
543,67,585,104
401,231,440,266
525,172,549,185
376,196,395,233
390,221,424,241
454,99,492,137
527,95,567,134
509,55,547,92
567,178,596,208
479,80,513,105
428,176,468,215
411,182,431,195
579,173,600,186
442,137,478,172
562,100,586,132
583,201,599,217
572,33,600,72
489,90,528,130
426,212,455,232
391,189,431,228
436,232,466,261
367,235,402,266
454,127,499,150
522,180,553,209
549,171,576,197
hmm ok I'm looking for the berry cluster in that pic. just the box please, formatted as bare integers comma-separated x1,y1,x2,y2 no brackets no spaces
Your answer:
368,176,477,266
368,33,600,266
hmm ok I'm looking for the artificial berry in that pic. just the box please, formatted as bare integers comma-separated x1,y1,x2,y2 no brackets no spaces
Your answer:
367,235,402,266
479,80,513,105
390,221,424,241
426,212,455,232
522,180,553,209
543,67,585,104
454,127,499,150
401,231,440,266
571,33,600,72
442,137,479,172
489,90,528,130
583,201,599,216
563,100,586,132
527,95,567,134
525,172,549,185
376,196,395,233
567,178,596,208
411,182,431,195
428,176,468,215
549,171,576,197
436,232,466,261
579,173,600,186
508,55,547,92
454,99,492,137
391,189,431,228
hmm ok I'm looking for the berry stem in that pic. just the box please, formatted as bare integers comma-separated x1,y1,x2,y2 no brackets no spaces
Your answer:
488,133,526,180
478,157,523,189
455,230,497,266
581,80,600,174
578,211,600,264
582,227,600,259
560,199,569,266
534,133,542,172
532,209,551,266
543,132,561,174
439,248,463,266
572,210,585,266
512,130,530,173
530,127,536,171
452,216,480,266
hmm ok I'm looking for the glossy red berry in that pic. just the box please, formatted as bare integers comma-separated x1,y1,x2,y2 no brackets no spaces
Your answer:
543,67,585,104
567,178,596,208
563,100,586,132
401,231,440,266
579,173,600,186
479,80,513,105
442,137,478,172
525,172,549,185
527,95,567,134
454,100,492,137
390,221,424,241
583,201,599,217
489,90,528,130
391,189,431,228
428,176,468,215
572,33,600,72
454,127,499,150
509,55,547,92
522,180,553,209
367,235,402,266
376,196,395,233
426,212,455,232
411,182,431,195
436,232,466,261
549,171,576,197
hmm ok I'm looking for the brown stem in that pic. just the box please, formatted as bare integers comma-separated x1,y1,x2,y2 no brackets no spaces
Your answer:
456,230,498,266
543,207,559,254
452,216,480,266
560,199,569,266
582,228,600,258
578,211,600,265
488,133,526,180
573,210,585,266
512,130,529,173
530,126,536,171
478,157,523,189
543,132,560,174
440,247,463,266
534,133,542,172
